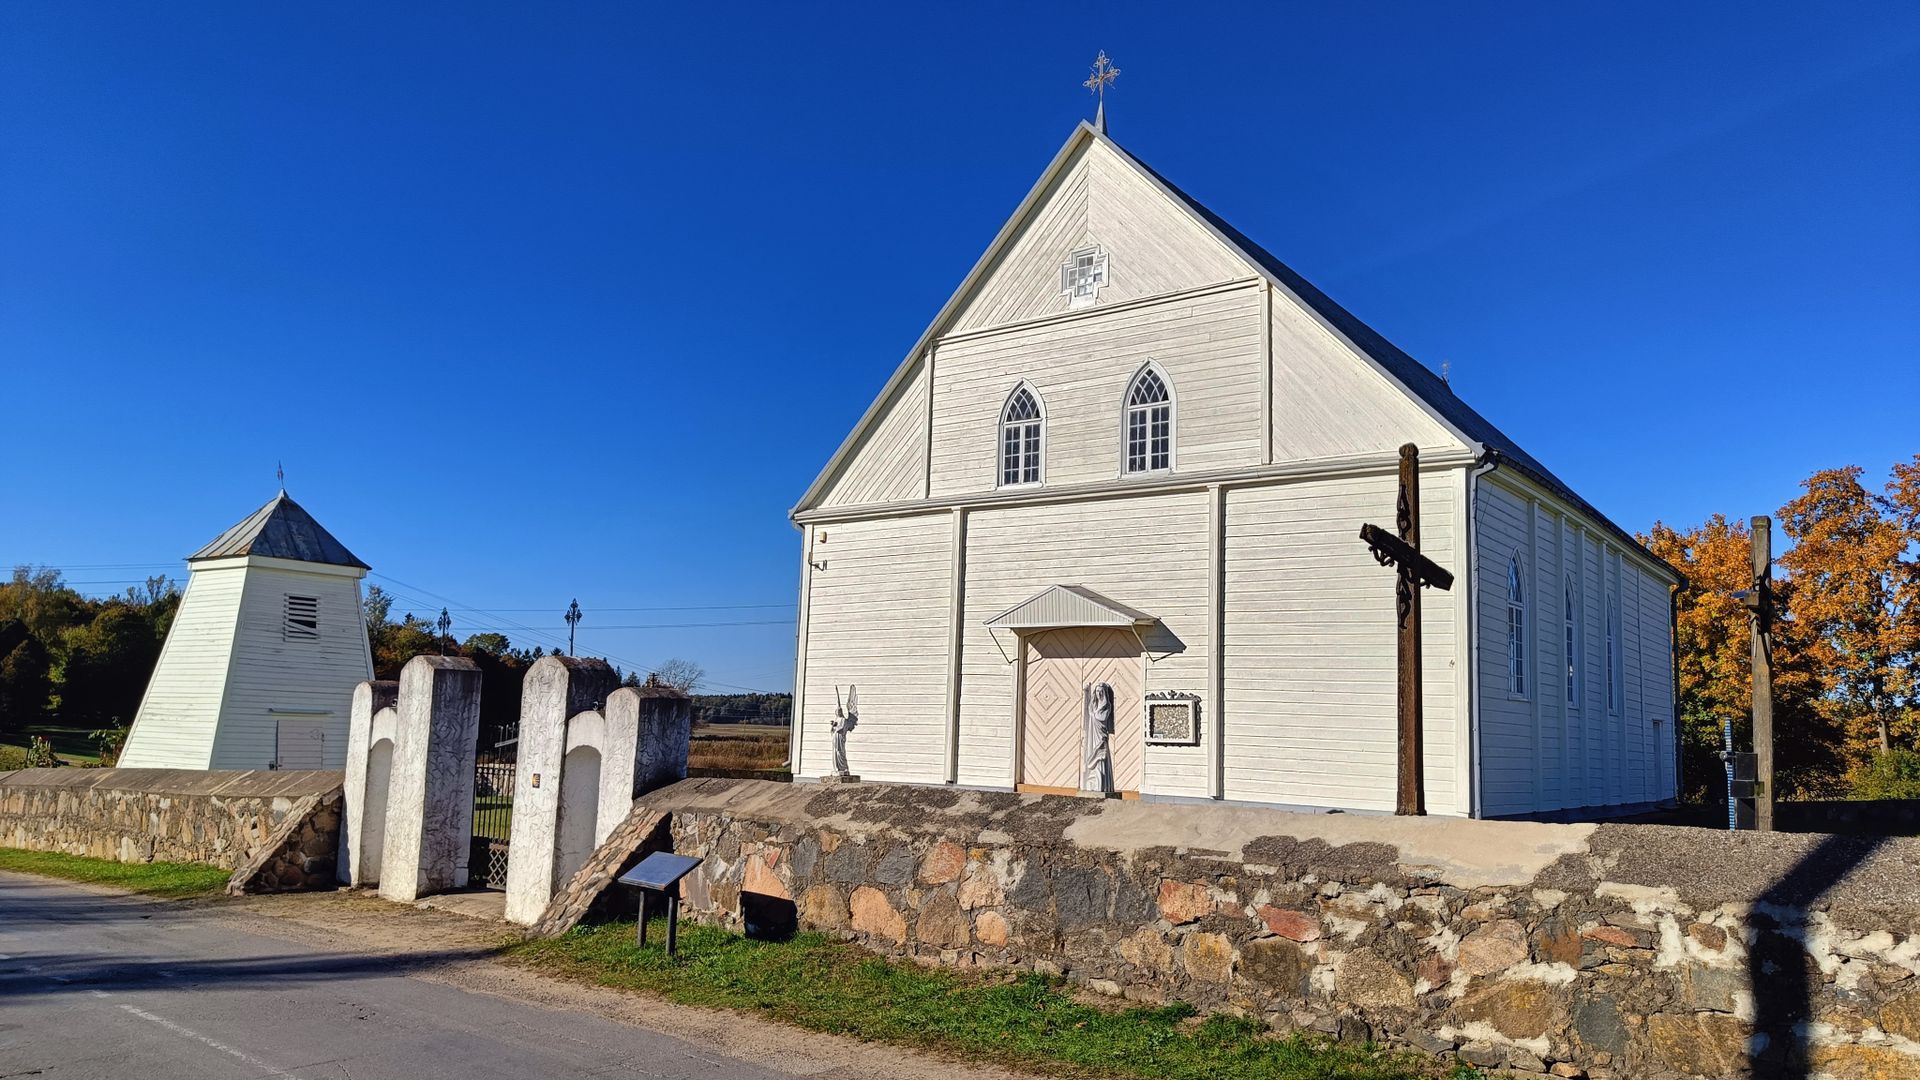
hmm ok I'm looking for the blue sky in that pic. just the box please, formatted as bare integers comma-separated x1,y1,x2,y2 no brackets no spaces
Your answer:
3,3,1916,693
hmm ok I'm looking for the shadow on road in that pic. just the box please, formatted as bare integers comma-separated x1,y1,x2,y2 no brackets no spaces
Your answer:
0,945,504,999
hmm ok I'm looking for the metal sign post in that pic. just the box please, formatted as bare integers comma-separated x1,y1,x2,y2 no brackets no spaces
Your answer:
618,852,704,957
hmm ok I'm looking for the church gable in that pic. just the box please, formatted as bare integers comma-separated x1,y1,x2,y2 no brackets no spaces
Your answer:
947,137,1251,335
817,358,930,508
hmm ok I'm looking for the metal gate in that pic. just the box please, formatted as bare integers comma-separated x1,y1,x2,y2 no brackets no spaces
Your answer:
470,720,517,888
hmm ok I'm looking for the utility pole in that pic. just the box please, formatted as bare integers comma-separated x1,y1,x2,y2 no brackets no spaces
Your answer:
1741,516,1776,832
565,599,582,657
437,608,452,655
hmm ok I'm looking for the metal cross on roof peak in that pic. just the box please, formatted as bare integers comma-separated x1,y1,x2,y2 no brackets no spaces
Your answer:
1083,51,1120,132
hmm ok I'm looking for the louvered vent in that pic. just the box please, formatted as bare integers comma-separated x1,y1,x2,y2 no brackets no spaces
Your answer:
284,594,320,641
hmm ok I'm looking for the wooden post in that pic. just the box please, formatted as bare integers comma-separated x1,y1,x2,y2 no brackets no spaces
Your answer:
1750,515,1775,832
1397,445,1424,816
1358,444,1452,817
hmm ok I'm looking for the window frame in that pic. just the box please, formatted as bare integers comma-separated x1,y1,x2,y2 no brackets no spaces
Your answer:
1564,576,1581,711
1120,362,1175,477
1059,245,1109,308
1606,593,1621,716
1506,557,1528,699
996,382,1046,489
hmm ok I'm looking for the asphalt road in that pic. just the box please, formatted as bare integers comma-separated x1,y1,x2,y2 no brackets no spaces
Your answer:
0,872,795,1080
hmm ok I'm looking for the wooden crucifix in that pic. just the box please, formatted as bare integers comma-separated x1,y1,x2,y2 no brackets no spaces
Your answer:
1739,515,1776,832
1359,444,1455,815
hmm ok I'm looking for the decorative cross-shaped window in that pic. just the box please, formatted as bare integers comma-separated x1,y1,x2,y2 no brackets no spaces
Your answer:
1059,246,1109,308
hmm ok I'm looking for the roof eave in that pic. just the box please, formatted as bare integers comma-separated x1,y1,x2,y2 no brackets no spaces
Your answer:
790,122,1106,519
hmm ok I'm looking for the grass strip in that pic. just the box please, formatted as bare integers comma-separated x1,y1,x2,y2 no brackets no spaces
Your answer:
0,848,231,899
512,921,1477,1080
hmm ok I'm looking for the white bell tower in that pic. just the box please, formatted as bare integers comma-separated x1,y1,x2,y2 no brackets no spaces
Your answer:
119,493,375,771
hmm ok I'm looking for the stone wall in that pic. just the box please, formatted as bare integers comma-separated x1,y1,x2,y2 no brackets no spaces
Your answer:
644,779,1920,1080
0,768,343,879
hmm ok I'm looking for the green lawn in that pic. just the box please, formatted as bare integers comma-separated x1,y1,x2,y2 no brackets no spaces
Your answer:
1,725,104,767
0,848,231,899
473,795,513,840
512,922,1474,1080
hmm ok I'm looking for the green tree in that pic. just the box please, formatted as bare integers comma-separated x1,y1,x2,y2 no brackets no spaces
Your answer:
463,632,511,657
1779,466,1911,761
0,566,89,646
56,604,162,730
0,620,54,739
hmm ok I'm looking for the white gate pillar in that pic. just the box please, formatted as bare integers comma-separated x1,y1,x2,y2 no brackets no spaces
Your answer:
505,656,618,924
374,655,482,902
340,679,399,887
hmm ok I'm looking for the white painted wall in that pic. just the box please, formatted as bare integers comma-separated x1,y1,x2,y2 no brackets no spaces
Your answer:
956,490,1213,794
122,556,372,771
819,359,930,509
1472,472,1676,816
932,286,1266,497
1222,469,1467,814
796,513,954,782
209,559,373,769
120,563,247,768
947,139,1248,335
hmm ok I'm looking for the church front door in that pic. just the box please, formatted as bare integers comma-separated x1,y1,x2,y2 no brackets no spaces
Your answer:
1019,628,1143,795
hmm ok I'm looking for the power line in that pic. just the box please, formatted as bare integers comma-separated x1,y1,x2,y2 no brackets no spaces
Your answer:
367,572,786,695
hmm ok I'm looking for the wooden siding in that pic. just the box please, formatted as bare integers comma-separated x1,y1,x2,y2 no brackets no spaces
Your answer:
931,286,1267,497
207,566,372,770
956,491,1212,795
818,359,930,509
948,140,1248,335
797,514,953,782
1221,471,1465,814
1269,286,1460,461
120,565,247,769
1473,474,1675,815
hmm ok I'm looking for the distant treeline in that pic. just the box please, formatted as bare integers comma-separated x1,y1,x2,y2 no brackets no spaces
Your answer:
1,568,180,745
691,693,791,727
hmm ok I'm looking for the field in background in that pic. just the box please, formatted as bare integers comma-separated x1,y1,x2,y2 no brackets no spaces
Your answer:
689,722,789,774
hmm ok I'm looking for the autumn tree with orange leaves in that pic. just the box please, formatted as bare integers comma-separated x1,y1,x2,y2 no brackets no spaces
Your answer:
1642,516,1835,799
1645,454,1920,801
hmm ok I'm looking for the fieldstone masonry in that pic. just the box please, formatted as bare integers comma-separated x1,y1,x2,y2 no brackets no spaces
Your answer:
624,779,1920,1080
0,767,341,875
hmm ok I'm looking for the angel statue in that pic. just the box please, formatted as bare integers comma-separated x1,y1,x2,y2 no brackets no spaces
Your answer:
1080,681,1115,796
830,684,860,780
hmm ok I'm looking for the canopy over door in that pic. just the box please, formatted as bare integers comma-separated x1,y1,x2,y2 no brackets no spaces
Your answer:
996,585,1155,796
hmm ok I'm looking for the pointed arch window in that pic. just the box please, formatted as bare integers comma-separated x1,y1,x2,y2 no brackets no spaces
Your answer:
1507,557,1528,697
999,384,1044,487
1564,577,1580,709
1606,594,1620,715
1123,365,1173,474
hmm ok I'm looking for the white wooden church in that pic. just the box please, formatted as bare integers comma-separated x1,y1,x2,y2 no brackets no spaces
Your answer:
789,120,1682,819
119,493,374,771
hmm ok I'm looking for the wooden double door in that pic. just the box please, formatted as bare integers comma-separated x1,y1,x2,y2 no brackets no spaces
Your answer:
1020,628,1143,794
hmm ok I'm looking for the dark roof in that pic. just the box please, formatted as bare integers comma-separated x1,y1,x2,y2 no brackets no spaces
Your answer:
1115,140,1674,579
188,493,369,569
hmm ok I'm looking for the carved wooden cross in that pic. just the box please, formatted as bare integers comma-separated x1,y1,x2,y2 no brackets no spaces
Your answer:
1359,444,1454,815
